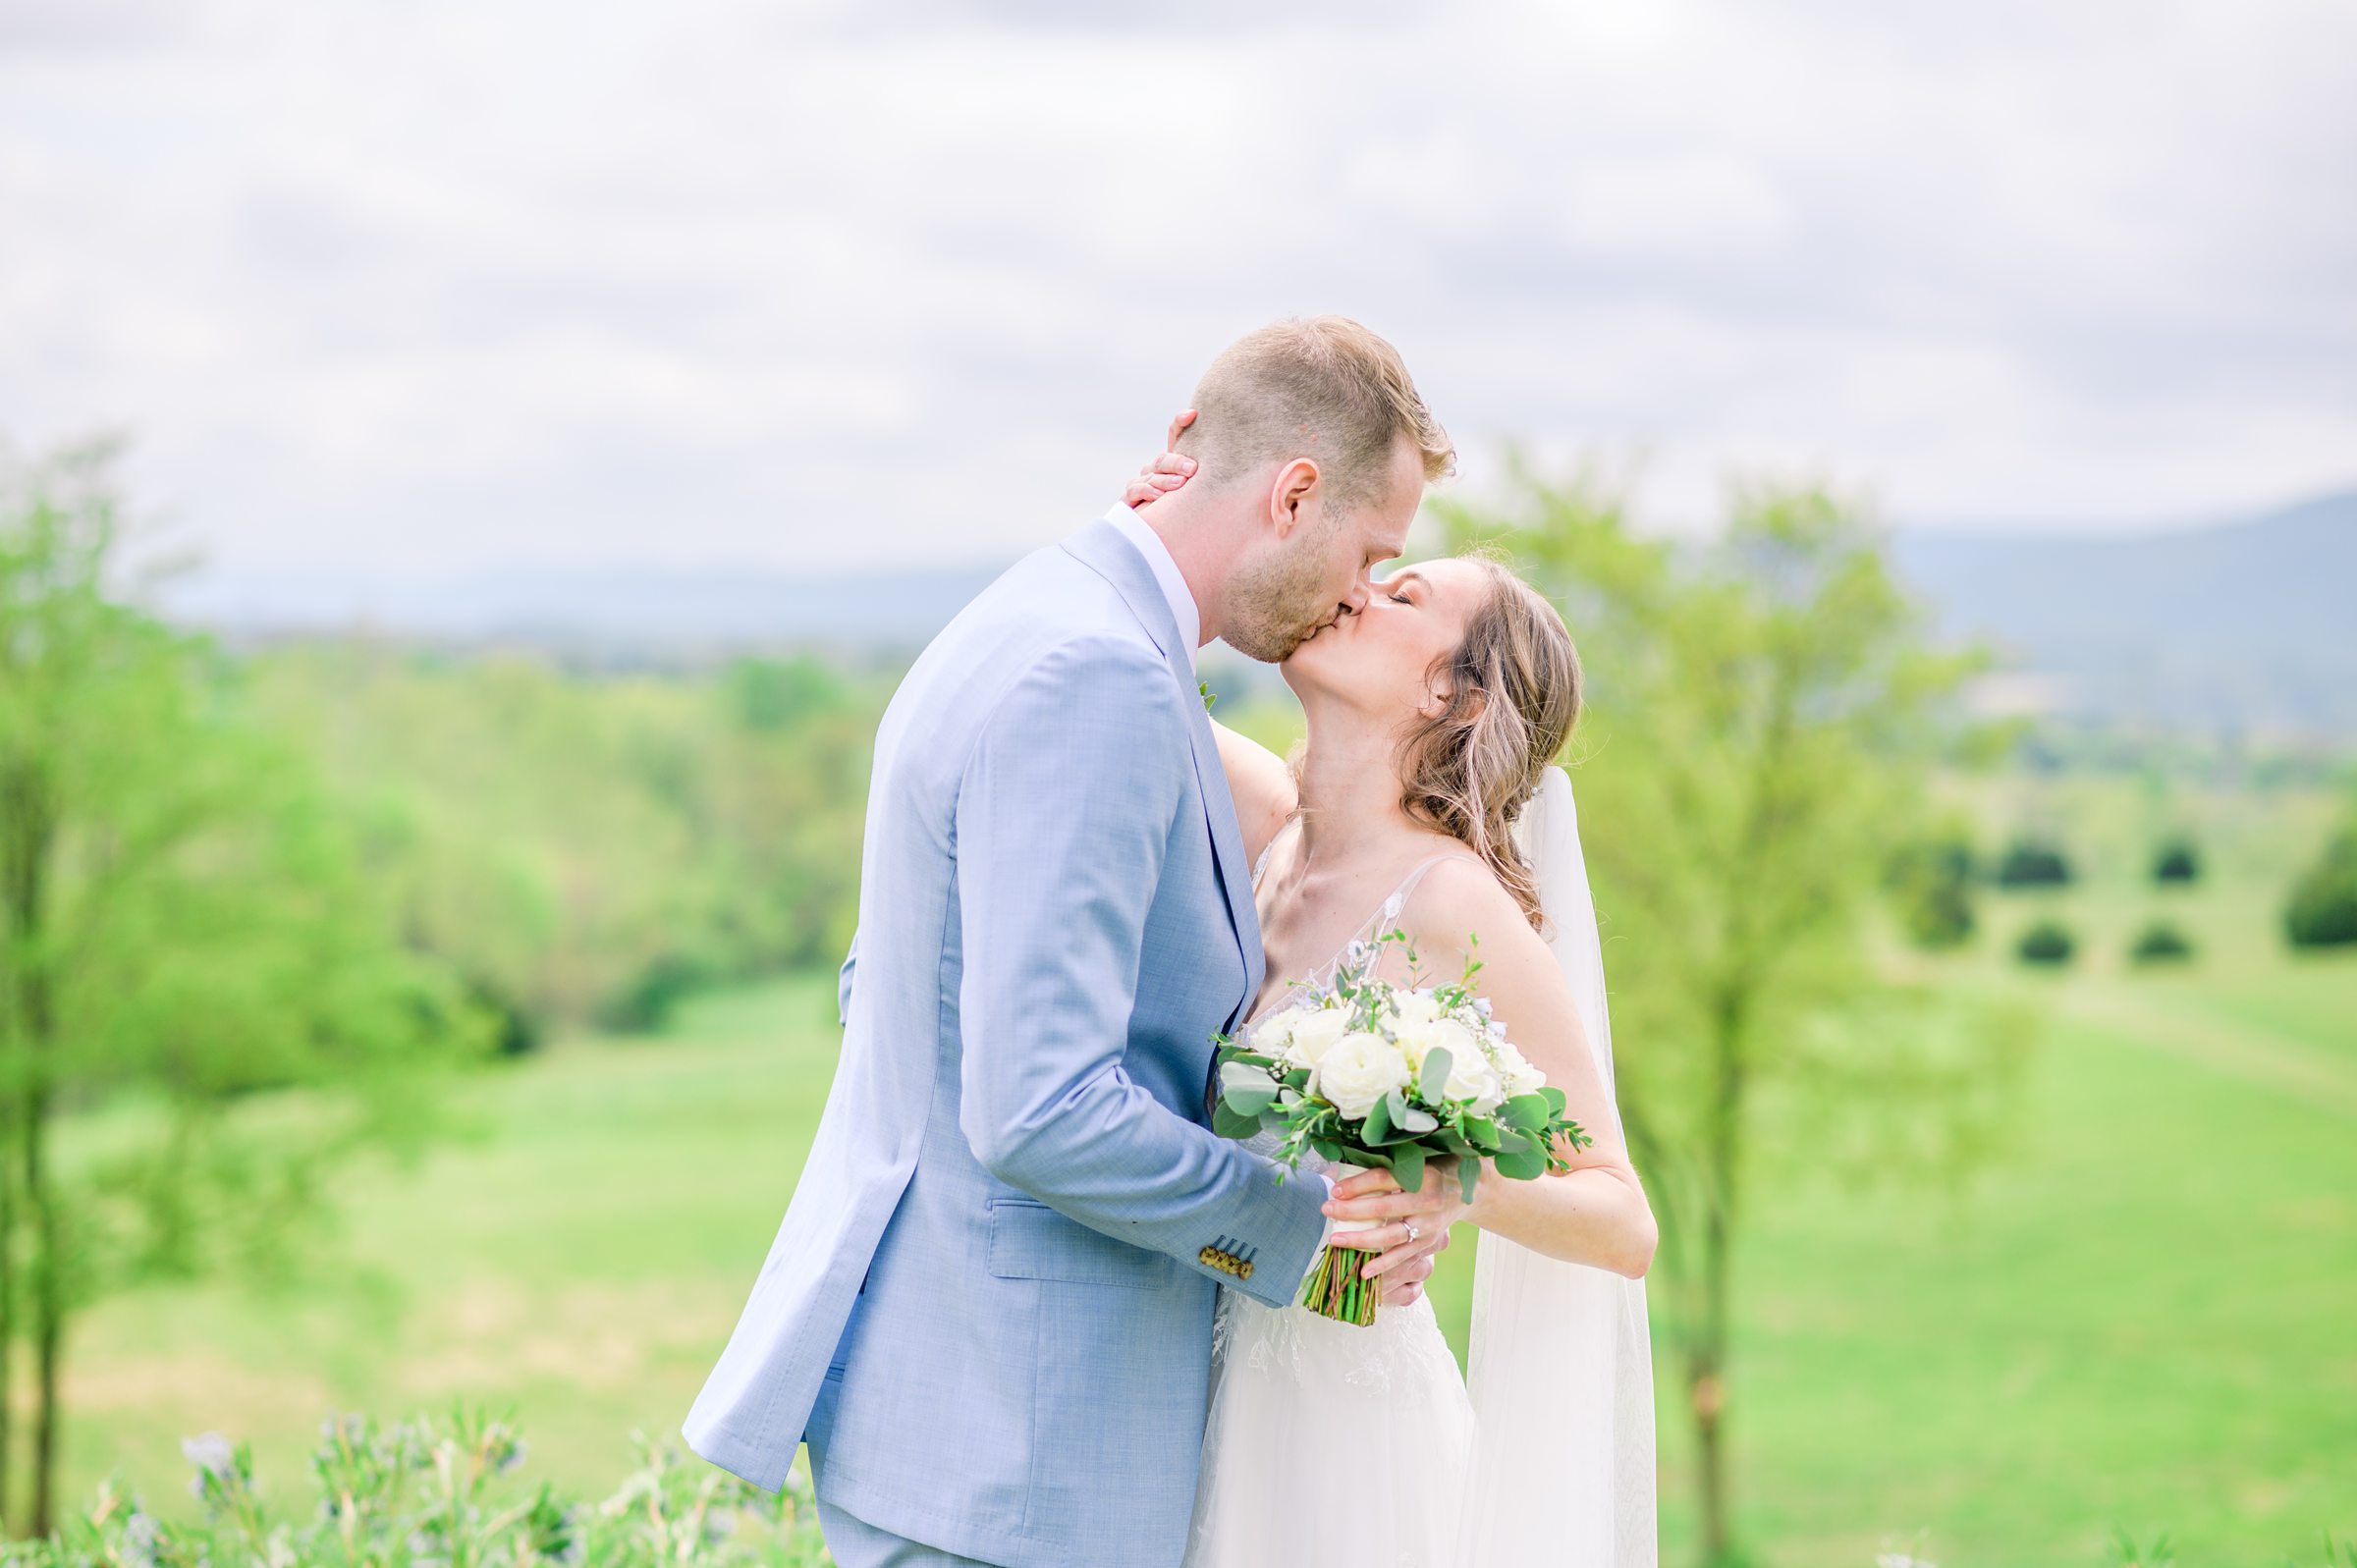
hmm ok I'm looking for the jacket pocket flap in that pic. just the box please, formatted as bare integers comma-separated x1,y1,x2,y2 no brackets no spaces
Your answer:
986,1199,1175,1290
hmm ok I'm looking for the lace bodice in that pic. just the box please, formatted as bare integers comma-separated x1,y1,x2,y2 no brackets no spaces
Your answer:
1232,821,1482,1170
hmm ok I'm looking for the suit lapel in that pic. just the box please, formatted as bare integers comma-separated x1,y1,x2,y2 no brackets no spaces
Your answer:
1063,519,1266,1034
1174,651,1267,1036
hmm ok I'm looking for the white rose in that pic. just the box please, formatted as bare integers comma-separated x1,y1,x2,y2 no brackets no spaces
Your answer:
1446,1048,1505,1111
1396,1016,1478,1075
1250,1008,1299,1054
1495,1042,1548,1100
1283,1008,1351,1070
1313,1033,1412,1120
1389,990,1443,1027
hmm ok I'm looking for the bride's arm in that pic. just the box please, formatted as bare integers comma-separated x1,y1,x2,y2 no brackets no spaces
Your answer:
1401,861,1658,1278
1212,720,1298,868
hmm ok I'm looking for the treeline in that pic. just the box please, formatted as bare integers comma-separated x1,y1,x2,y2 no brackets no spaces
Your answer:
248,643,879,1049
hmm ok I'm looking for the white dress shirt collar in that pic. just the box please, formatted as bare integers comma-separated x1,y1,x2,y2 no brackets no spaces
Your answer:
1104,503,1201,672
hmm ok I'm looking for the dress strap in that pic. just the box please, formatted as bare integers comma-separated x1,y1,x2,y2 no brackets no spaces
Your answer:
1250,816,1301,891
1322,850,1486,977
1373,852,1484,932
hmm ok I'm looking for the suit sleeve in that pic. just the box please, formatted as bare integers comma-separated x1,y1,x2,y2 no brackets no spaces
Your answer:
954,637,1327,1307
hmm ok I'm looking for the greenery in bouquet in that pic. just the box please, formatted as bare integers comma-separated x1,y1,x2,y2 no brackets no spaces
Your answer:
1211,929,1590,1324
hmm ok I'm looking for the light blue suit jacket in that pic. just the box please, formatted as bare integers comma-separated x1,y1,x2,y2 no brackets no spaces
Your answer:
684,516,1329,1568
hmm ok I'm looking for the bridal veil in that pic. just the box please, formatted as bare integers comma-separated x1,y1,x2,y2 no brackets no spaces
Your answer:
1457,764,1659,1565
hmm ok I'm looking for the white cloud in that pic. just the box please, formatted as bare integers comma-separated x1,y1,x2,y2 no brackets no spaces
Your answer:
1,0,2350,580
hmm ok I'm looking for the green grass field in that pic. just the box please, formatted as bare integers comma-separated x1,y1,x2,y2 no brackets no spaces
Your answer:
42,786,2357,1566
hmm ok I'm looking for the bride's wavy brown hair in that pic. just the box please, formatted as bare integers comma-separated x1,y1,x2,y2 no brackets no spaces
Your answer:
1396,554,1581,934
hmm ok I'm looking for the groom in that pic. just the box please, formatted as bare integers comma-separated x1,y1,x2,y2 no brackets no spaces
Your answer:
685,317,1462,1568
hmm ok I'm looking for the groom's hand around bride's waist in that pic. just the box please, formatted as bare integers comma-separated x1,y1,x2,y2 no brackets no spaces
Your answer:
1321,1167,1470,1308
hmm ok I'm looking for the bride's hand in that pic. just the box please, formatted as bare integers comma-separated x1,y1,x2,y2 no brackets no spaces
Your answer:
1120,408,1199,510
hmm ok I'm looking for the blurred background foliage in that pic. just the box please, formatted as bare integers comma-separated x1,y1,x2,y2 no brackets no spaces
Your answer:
1,439,2350,1564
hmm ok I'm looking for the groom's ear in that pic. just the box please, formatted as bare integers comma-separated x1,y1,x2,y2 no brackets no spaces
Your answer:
1268,458,1322,537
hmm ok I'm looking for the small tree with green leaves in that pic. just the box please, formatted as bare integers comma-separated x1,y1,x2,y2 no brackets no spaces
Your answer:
2129,921,2195,965
2284,817,2357,949
1439,465,2026,1566
2016,919,2077,966
0,440,487,1537
1996,840,2073,888
1889,831,1979,950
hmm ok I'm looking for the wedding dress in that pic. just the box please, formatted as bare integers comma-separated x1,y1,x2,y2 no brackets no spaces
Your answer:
1182,851,1480,1568
1182,768,1657,1568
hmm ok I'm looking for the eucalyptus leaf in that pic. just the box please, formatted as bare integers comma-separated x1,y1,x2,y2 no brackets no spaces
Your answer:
1502,1093,1553,1132
1494,1146,1549,1181
1419,1046,1454,1104
1457,1158,1481,1205
1392,1143,1427,1194
1219,1060,1280,1115
1212,1102,1261,1141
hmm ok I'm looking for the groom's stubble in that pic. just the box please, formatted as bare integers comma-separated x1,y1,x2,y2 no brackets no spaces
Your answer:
1221,509,1355,664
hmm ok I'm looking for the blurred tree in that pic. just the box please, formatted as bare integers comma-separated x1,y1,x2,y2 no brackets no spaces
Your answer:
1438,467,2020,1566
2152,839,2201,885
1995,839,2074,888
2129,920,2195,965
2283,815,2357,949
0,441,485,1537
1888,828,1979,949
2015,919,2078,966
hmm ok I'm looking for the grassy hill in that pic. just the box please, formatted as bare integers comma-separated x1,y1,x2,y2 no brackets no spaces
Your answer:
52,776,2357,1566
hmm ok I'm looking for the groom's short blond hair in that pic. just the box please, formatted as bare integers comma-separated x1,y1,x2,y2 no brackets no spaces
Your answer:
1179,316,1454,512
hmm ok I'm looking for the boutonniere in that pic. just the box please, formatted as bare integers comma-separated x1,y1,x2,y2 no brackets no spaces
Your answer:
1199,679,1218,714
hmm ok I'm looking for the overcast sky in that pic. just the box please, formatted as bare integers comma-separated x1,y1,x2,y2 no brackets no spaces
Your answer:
3,0,2352,580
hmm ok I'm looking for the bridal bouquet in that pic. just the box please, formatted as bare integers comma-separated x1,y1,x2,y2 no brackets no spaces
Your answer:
1212,930,1590,1325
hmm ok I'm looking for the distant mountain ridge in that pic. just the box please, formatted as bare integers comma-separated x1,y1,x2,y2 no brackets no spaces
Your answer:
1888,490,2356,736
166,489,2357,735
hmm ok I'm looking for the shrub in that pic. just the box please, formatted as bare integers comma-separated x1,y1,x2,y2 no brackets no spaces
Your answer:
16,1408,835,1568
2129,921,2195,965
2151,840,2201,885
2285,825,2357,949
2016,919,2076,966
1995,839,2073,888
598,950,717,1034
1889,836,1978,950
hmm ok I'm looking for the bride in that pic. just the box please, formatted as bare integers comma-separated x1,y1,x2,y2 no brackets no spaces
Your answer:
1124,449,1663,1567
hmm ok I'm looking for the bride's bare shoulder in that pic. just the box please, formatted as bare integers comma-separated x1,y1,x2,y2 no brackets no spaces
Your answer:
1212,721,1298,865
1398,854,1549,972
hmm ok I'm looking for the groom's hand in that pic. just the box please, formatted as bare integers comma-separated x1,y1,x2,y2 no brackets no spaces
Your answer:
1322,1167,1468,1308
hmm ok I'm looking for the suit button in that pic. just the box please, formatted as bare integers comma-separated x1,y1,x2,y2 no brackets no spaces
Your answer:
1236,1261,1254,1280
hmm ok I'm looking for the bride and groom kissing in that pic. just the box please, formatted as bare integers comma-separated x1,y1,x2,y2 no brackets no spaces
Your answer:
685,317,1660,1567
